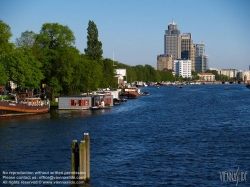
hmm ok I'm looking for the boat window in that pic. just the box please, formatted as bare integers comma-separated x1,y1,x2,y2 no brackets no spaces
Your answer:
70,99,89,106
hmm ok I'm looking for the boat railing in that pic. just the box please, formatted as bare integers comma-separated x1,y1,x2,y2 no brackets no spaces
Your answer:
21,98,50,106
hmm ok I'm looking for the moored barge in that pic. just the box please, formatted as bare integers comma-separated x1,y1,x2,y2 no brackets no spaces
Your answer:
0,97,50,116
120,87,140,99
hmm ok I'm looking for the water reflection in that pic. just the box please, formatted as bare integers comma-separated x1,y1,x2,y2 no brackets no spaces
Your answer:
0,112,50,125
50,109,92,119
1,85,249,186
0,109,94,125
0,107,116,125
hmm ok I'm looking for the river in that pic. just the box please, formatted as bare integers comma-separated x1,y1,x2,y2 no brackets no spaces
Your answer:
0,84,250,186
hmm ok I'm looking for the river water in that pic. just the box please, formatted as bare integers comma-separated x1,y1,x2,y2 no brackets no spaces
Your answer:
0,84,250,186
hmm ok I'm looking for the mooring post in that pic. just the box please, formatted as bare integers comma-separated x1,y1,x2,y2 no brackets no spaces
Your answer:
83,133,90,182
71,140,79,181
79,140,87,181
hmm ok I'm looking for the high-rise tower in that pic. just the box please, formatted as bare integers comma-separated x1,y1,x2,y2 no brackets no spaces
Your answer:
163,20,208,72
195,42,209,71
164,20,181,62
181,33,195,70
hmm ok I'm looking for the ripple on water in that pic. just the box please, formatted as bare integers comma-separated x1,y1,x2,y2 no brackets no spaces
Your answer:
0,85,250,186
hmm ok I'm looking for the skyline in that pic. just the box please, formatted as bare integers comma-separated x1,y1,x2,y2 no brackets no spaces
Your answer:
1,0,250,71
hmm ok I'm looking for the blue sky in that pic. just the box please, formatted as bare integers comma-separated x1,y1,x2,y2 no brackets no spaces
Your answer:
1,0,250,70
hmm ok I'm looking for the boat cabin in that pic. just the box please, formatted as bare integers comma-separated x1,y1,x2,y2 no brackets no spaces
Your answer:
92,94,113,107
58,96,91,110
17,92,33,99
58,94,113,110
21,98,46,106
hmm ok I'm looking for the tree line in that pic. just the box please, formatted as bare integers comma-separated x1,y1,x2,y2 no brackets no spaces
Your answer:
0,20,176,101
1,20,230,101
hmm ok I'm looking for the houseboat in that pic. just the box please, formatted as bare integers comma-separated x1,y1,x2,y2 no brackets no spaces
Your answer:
58,93,113,110
95,89,122,105
0,97,50,116
91,93,113,109
58,95,92,110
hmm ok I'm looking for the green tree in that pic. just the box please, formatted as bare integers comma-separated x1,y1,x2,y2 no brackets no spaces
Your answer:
0,64,8,85
191,70,201,80
0,20,14,85
84,20,103,61
79,54,102,92
134,65,146,81
35,23,76,101
145,64,160,82
127,66,137,83
5,47,44,89
56,46,80,95
36,23,75,49
159,70,174,82
175,74,181,81
100,58,115,88
15,30,36,48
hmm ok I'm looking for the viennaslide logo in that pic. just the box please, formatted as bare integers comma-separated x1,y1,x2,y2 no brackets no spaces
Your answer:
219,167,248,186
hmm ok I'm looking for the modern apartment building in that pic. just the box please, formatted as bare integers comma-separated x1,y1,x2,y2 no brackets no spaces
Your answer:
181,33,195,70
218,69,237,78
157,54,173,70
173,59,192,78
195,42,209,72
164,20,181,63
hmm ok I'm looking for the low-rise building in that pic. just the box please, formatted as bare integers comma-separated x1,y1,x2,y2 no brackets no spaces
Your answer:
209,68,250,81
238,70,250,81
219,69,238,78
198,72,215,81
115,69,127,85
